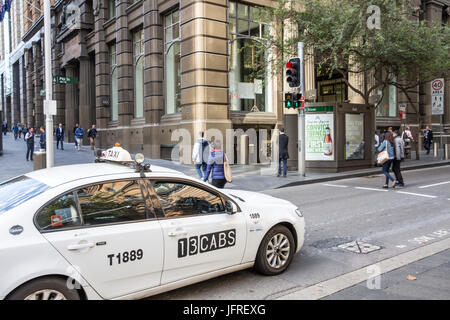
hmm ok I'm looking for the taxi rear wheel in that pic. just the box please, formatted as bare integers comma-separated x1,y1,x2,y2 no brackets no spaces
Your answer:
7,277,81,300
255,225,295,276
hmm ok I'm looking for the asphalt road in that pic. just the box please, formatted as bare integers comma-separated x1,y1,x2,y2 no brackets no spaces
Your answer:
151,166,450,300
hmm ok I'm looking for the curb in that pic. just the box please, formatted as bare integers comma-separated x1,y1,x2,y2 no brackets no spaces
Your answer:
275,161,450,189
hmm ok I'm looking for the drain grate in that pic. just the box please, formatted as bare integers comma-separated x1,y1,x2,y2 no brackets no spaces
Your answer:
337,241,381,254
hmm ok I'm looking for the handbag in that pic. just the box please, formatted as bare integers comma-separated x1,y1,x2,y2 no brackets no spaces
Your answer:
223,154,233,183
377,141,389,165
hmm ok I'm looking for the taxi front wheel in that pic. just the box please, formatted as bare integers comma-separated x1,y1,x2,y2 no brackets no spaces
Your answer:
7,277,81,300
255,225,295,276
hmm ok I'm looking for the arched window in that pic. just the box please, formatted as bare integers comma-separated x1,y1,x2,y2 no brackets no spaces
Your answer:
164,9,181,114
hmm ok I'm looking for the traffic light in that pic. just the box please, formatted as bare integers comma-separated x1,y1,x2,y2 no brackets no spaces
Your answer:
286,58,301,88
285,93,293,108
293,93,303,108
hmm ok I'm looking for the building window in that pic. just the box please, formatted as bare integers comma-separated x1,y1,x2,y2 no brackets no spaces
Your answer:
108,0,116,19
229,1,272,112
134,29,144,119
110,43,118,121
376,72,397,118
164,9,181,114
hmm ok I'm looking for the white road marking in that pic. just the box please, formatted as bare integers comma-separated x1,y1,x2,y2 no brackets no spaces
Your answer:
418,181,450,189
396,191,438,199
322,184,348,188
396,245,407,249
355,187,388,192
276,237,450,300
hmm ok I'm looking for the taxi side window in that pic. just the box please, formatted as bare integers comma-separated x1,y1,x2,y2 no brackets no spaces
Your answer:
36,192,81,231
77,180,146,226
152,181,225,218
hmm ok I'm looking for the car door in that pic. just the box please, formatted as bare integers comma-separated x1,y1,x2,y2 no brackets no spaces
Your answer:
147,179,247,285
37,179,164,299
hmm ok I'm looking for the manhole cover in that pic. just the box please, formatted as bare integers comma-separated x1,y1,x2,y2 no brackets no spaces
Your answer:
337,241,381,254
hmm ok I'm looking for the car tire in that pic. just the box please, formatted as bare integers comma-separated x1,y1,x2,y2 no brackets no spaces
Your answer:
6,277,81,300
255,225,295,276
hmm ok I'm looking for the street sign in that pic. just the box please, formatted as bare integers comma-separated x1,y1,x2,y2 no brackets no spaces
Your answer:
431,78,444,115
399,103,407,120
53,76,78,84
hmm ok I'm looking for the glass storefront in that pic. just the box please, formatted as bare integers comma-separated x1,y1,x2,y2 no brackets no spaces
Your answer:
229,2,272,113
134,30,144,119
164,10,181,114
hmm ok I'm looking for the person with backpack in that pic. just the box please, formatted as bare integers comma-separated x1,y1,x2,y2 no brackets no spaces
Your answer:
203,140,230,189
192,131,210,179
378,131,396,189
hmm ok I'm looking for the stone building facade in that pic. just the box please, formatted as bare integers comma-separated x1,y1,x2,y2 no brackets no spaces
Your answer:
1,0,449,163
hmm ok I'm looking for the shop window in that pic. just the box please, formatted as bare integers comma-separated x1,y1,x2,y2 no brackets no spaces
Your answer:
164,9,181,114
229,2,272,112
134,30,144,119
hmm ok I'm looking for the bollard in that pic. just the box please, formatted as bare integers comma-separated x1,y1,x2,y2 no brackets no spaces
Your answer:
445,144,450,160
33,150,47,170
434,142,439,158
240,135,249,165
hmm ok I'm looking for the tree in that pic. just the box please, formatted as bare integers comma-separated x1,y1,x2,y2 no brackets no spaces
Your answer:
250,0,450,158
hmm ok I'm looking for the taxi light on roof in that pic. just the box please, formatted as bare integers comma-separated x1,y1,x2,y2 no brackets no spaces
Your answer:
115,142,121,147
135,153,145,164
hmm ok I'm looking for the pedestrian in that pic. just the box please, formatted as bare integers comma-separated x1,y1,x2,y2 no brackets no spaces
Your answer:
75,125,84,151
22,124,28,141
18,124,22,139
402,126,414,146
423,125,433,155
192,131,210,179
56,123,64,150
203,140,229,189
374,130,380,166
392,130,405,187
12,123,19,140
25,127,35,161
39,126,46,150
277,127,289,177
73,123,79,148
380,129,387,144
2,121,8,136
378,131,396,189
87,124,97,150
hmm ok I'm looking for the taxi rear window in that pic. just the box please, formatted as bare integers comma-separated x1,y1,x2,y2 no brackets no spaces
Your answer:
0,176,50,214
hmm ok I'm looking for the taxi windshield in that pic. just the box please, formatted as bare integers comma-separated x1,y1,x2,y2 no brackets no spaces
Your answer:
0,176,50,214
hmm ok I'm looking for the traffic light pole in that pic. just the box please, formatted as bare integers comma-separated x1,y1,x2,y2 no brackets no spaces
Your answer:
298,42,306,177
44,0,54,168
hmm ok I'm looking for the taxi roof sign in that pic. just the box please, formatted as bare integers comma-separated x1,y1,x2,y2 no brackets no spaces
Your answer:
101,146,133,163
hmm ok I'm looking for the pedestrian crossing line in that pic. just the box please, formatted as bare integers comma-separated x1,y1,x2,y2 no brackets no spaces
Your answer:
396,191,438,199
354,187,388,192
322,184,349,188
418,181,450,189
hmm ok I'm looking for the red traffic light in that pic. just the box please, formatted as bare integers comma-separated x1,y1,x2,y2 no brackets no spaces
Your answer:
286,61,293,69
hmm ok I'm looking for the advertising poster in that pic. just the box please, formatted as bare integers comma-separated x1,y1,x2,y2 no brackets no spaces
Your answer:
345,113,365,160
305,113,334,161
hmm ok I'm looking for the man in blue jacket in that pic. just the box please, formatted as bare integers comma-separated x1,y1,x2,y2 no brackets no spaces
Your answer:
203,140,227,189
75,126,84,151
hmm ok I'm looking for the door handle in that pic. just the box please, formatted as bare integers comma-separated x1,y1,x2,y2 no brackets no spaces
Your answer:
67,242,95,251
168,230,188,237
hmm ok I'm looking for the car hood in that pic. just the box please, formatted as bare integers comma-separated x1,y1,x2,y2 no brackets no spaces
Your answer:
222,189,295,208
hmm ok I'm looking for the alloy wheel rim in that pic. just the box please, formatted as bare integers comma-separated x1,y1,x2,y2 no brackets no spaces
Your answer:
266,233,290,269
24,289,67,300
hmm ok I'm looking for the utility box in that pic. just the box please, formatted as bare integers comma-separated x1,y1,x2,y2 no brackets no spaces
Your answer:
304,102,375,173
33,150,47,171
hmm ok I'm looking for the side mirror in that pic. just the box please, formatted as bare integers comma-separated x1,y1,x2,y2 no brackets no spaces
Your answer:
225,200,238,215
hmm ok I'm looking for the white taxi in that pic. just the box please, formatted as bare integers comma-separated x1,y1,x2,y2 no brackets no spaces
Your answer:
0,146,305,300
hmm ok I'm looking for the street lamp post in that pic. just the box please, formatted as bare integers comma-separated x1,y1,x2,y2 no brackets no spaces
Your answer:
44,0,54,168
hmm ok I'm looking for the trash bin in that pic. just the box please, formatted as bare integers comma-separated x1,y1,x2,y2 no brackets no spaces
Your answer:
33,150,46,170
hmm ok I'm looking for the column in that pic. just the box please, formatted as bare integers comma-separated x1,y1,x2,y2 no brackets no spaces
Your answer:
65,64,78,143
33,41,44,128
79,56,92,144
20,55,27,124
179,0,230,143
25,49,34,126
116,0,133,148
143,0,163,157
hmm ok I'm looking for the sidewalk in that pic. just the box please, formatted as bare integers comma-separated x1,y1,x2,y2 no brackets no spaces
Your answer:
1,133,449,192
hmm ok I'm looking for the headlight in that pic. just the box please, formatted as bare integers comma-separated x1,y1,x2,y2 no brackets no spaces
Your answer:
295,208,303,217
